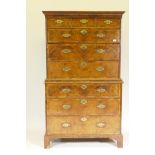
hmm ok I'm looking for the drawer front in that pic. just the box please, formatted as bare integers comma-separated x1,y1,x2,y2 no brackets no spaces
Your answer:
47,116,120,135
47,61,119,79
47,17,120,28
46,83,120,98
96,19,120,28
48,44,120,61
47,29,120,43
71,18,95,27
47,18,72,28
47,98,120,115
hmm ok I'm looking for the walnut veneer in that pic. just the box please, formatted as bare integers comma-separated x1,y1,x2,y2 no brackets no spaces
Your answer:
43,11,124,148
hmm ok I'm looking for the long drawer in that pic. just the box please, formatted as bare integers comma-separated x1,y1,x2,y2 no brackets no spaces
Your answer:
46,98,120,116
47,61,119,79
46,82,121,98
47,17,120,28
46,116,120,135
47,28,120,43
48,44,120,61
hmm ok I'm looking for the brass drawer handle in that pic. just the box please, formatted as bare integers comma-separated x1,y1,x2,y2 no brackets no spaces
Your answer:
80,117,88,122
97,33,106,38
62,88,71,93
80,99,88,105
104,20,112,24
96,122,106,128
55,19,64,24
62,123,71,128
80,44,87,50
96,66,104,72
80,84,87,90
96,104,106,109
62,49,72,54
80,61,87,68
80,29,88,35
96,87,106,93
62,104,71,110
63,66,71,72
62,33,71,38
80,19,88,24
96,49,106,54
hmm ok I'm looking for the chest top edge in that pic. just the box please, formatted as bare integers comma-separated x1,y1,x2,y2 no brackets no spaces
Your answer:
42,11,125,18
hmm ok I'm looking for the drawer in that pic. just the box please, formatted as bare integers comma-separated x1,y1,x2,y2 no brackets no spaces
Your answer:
47,28,120,43
96,19,120,28
47,17,72,28
48,44,120,61
46,83,120,98
47,61,119,79
47,98,120,116
46,116,120,135
71,18,95,27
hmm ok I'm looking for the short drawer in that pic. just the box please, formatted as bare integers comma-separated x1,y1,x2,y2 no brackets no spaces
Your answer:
96,19,120,28
47,61,119,79
47,17,72,28
46,82,120,98
46,116,120,135
71,18,95,27
48,44,120,61
47,98,120,116
47,28,120,43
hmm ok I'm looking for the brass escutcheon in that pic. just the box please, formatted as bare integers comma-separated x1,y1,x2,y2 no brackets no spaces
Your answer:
80,19,88,24
62,33,71,38
80,61,87,68
63,66,71,72
62,104,71,110
96,87,106,93
96,66,104,72
96,122,106,128
96,49,106,54
97,32,106,38
96,104,106,109
55,19,64,24
104,20,112,24
80,44,88,50
62,88,71,93
62,49,72,54
80,117,88,122
80,29,88,35
62,123,71,128
80,99,88,105
80,84,87,90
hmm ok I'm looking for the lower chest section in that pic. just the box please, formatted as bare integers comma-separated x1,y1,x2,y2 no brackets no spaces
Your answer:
45,81,122,135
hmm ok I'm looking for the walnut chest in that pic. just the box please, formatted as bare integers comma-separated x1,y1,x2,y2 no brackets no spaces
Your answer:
43,11,124,148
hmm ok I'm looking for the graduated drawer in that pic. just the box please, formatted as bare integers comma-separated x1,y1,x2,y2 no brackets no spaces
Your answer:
47,61,119,79
46,82,120,98
48,44,120,61
46,116,120,135
47,98,120,116
47,28,120,43
47,17,120,28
